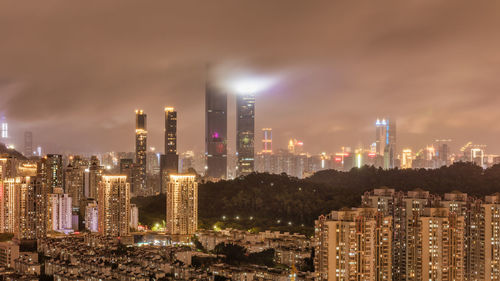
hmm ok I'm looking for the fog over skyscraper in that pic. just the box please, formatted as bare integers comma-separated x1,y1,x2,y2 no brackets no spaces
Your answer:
236,93,255,176
205,72,227,179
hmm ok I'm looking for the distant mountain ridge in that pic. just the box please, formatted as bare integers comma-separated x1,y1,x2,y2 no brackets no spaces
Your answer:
0,142,27,160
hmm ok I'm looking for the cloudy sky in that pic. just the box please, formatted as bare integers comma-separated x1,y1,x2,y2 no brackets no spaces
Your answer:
1,1,500,155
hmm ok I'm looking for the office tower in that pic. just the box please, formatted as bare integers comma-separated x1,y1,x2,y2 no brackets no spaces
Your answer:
166,174,197,236
84,200,98,232
179,151,195,173
401,148,413,169
134,110,147,195
314,207,392,281
87,156,104,199
375,118,397,169
205,75,227,179
64,162,85,209
375,118,387,156
130,204,139,231
160,107,179,191
0,116,7,142
98,175,130,237
164,107,179,171
47,189,73,233
24,131,33,157
261,128,272,154
236,93,255,176
435,139,451,167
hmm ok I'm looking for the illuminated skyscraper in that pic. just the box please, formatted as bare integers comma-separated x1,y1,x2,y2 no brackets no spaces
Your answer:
16,176,37,240
98,175,130,237
375,118,387,156
24,131,33,157
0,116,7,142
135,110,147,195
261,128,272,154
375,118,396,169
205,75,227,179
236,93,255,176
161,107,179,193
166,174,197,237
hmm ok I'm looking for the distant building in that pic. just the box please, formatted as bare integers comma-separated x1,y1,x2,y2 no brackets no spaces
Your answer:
166,174,197,236
261,128,272,154
236,93,255,176
24,131,33,157
64,162,84,209
401,148,412,169
98,175,130,237
205,72,227,179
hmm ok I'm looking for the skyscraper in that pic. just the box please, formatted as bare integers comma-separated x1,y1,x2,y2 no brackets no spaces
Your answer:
161,107,179,193
166,174,197,237
24,131,33,157
0,116,7,143
205,75,227,179
45,154,63,192
375,118,396,169
134,110,147,195
47,189,73,234
98,175,130,237
236,93,255,176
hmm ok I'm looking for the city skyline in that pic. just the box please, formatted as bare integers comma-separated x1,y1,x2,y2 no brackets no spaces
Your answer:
1,1,500,154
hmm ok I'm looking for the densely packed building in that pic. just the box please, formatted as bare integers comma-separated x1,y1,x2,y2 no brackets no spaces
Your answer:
315,188,500,281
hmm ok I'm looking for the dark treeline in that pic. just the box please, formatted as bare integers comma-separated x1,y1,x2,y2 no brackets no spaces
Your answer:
135,162,500,231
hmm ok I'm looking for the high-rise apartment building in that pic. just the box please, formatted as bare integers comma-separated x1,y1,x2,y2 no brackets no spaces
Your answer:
205,74,227,179
236,93,255,176
0,178,17,233
64,162,85,209
84,200,99,233
16,176,37,240
45,154,63,192
98,175,130,237
24,131,33,157
135,110,147,195
314,207,392,281
47,189,73,234
166,174,197,237
87,156,104,199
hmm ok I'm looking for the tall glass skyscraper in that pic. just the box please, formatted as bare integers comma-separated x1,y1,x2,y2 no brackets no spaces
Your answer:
205,75,227,179
236,93,255,176
135,110,147,195
161,107,179,193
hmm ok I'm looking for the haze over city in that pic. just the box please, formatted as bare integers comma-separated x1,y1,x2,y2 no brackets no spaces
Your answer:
1,1,500,154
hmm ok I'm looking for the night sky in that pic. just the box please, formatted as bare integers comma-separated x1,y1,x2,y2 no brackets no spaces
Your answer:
1,1,500,155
